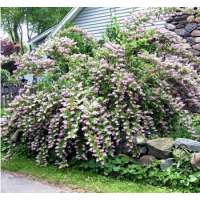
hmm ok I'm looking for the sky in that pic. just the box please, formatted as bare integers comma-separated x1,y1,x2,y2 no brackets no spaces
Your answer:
0,23,29,43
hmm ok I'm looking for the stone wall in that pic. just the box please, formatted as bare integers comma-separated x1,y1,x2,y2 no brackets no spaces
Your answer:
165,10,200,56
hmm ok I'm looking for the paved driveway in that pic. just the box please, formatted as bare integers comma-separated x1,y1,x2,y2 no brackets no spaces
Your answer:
1,171,74,193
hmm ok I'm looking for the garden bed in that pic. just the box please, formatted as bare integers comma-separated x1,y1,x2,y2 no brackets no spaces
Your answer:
1,8,200,193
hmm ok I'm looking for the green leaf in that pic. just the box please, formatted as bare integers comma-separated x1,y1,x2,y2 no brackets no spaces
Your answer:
189,175,198,183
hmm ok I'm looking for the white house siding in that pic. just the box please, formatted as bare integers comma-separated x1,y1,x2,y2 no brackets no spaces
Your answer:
73,7,166,39
73,7,136,39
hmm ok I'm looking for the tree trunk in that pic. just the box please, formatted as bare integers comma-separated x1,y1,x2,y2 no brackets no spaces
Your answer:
6,19,15,42
13,22,19,43
18,24,24,54
26,21,32,51
8,29,15,42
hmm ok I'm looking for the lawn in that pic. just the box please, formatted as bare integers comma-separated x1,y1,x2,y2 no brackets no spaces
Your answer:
1,155,173,193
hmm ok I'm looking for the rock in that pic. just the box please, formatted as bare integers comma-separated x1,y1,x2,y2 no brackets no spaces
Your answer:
181,43,191,49
192,37,200,43
138,146,148,155
187,15,195,23
186,37,195,45
138,155,156,166
174,15,188,21
147,138,174,159
191,153,200,169
176,20,188,25
172,43,191,50
166,18,173,23
160,158,174,170
174,138,200,152
165,23,176,31
136,135,147,145
195,17,200,23
175,29,190,37
119,143,130,155
185,23,198,33
190,49,200,56
175,24,185,29
171,21,178,25
191,30,200,37
11,130,21,142
192,44,200,51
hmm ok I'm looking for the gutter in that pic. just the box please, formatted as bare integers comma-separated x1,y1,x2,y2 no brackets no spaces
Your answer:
28,7,83,45
50,7,83,37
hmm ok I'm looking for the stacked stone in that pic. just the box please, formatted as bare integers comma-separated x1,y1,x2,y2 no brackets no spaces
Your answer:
165,10,200,56
136,135,200,170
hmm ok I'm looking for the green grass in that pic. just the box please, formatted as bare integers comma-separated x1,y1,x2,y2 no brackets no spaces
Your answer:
1,155,173,193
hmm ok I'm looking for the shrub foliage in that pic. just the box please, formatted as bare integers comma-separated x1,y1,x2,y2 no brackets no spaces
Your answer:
2,9,200,168
76,154,200,192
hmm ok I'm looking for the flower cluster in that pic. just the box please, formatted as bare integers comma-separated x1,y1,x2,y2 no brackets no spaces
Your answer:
13,27,98,77
0,54,18,66
1,38,17,56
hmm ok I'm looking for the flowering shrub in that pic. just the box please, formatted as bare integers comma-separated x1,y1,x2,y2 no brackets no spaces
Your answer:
1,38,16,56
0,39,21,85
0,69,11,83
15,26,97,77
1,38,19,76
2,10,200,167
58,26,98,56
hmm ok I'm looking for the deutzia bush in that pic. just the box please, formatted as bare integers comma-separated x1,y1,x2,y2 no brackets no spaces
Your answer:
2,9,200,167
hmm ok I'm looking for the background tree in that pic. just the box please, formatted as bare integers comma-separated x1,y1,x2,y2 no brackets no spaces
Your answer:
1,7,71,53
1,8,24,51
25,8,70,38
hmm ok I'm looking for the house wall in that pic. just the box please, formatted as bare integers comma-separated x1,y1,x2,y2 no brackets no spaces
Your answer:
73,7,166,39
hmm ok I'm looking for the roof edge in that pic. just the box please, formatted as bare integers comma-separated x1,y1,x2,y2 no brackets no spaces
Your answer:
50,7,83,37
28,26,56,45
28,7,82,45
